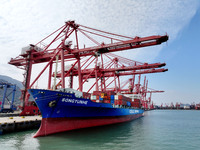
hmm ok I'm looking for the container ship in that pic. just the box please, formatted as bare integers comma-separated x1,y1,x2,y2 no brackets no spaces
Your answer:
29,88,144,137
8,21,168,137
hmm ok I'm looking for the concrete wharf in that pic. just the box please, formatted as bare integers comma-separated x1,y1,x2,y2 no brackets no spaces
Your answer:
0,116,41,135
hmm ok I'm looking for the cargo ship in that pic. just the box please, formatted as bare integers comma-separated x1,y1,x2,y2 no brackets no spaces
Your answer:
29,88,144,137
8,21,168,137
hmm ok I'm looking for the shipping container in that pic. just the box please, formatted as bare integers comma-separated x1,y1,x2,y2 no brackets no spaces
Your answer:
134,99,140,102
127,101,131,107
114,95,118,100
110,95,115,100
104,96,108,99
104,100,110,103
83,92,91,99
116,95,132,102
91,95,96,100
122,100,127,105
114,100,122,105
131,102,141,108
110,99,114,104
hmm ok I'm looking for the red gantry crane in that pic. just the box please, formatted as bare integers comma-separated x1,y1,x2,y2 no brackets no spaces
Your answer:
145,88,164,110
55,53,167,92
8,21,168,115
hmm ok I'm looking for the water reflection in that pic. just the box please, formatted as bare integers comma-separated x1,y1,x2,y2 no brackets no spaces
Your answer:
0,130,40,150
37,118,145,150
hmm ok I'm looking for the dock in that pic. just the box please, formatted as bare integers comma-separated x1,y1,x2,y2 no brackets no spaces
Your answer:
0,116,41,135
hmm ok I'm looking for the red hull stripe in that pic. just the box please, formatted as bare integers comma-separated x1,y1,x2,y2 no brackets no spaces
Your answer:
34,114,143,137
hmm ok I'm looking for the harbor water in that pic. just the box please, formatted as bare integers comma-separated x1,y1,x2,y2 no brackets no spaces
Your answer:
0,110,200,150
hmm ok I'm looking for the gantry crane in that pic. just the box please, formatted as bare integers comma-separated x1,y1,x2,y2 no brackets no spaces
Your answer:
8,21,168,115
54,54,167,93
145,88,164,110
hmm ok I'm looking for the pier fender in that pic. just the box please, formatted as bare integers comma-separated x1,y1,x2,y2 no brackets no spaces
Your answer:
48,100,57,108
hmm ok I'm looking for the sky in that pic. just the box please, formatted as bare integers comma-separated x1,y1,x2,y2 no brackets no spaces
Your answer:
0,0,200,105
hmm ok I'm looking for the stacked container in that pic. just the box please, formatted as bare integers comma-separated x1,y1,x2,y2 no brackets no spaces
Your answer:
131,98,141,108
114,94,132,107
110,95,115,104
92,91,137,107
83,92,91,99
91,95,101,103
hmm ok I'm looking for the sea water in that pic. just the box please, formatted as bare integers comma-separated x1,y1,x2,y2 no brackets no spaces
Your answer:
0,110,200,150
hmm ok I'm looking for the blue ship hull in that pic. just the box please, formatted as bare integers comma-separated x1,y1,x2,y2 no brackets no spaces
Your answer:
28,89,144,137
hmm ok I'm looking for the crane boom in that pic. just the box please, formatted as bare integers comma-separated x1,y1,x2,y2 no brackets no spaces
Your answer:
8,21,168,67
55,63,167,77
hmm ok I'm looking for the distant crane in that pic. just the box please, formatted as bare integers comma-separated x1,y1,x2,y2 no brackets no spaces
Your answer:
145,88,164,110
0,82,16,113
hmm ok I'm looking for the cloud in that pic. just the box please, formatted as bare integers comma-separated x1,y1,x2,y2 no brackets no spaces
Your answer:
0,0,199,81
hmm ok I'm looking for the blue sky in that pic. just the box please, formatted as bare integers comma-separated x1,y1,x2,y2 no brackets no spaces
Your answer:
150,7,200,105
0,0,200,105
